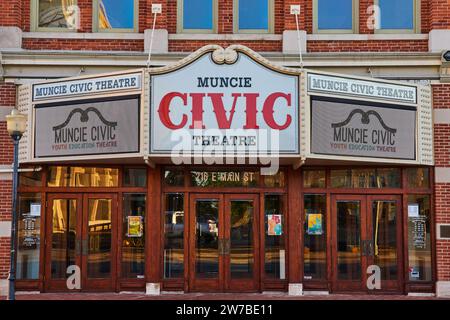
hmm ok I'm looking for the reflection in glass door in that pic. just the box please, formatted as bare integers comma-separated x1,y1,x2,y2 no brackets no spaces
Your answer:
336,200,362,283
332,195,403,293
189,194,259,292
368,196,402,292
45,194,117,292
225,194,259,292
46,194,82,291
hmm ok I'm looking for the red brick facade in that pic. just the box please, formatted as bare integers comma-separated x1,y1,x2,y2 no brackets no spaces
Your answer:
0,0,450,296
1,0,449,52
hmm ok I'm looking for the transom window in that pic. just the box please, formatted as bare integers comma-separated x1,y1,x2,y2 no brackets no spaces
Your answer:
313,0,359,34
376,0,419,33
178,0,217,33
93,0,138,32
234,0,274,33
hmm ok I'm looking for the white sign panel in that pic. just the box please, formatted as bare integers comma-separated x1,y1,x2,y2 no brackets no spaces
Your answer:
308,73,417,104
150,52,299,155
33,73,141,101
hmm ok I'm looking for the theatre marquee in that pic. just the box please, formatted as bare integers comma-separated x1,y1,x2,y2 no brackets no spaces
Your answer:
18,70,145,163
304,70,434,165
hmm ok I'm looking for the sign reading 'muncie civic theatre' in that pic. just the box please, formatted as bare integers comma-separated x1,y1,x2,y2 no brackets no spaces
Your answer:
150,46,300,155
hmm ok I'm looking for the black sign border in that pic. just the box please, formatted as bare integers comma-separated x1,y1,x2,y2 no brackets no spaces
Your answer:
310,95,417,161
34,94,141,159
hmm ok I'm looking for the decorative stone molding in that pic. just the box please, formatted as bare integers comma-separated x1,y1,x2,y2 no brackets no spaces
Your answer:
436,281,450,298
144,29,168,54
288,283,303,296
0,27,22,50
146,282,161,295
0,280,8,297
0,221,11,237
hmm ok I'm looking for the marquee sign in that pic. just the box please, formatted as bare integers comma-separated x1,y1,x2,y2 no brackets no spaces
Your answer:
150,46,300,155
34,97,140,158
32,73,142,101
311,98,416,160
308,73,417,104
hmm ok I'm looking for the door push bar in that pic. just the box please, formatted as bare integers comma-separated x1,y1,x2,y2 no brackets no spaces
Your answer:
218,238,231,255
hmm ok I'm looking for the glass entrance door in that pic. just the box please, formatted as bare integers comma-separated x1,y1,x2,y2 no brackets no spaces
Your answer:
189,194,259,292
45,193,117,292
331,195,403,293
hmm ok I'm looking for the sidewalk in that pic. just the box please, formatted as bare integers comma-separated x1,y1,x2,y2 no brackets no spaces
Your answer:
12,292,449,300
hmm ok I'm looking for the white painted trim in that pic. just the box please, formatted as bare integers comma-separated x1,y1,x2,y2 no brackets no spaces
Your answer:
436,281,450,297
23,32,144,40
408,292,435,297
0,221,11,237
0,173,12,180
434,109,450,124
16,291,40,295
435,167,450,183
307,33,428,41
0,280,8,297
168,33,282,41
303,291,330,296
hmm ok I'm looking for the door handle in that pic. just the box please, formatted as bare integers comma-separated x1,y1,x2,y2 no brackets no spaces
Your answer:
75,239,81,256
367,240,374,257
224,239,230,255
218,239,230,255
361,240,366,256
81,239,88,256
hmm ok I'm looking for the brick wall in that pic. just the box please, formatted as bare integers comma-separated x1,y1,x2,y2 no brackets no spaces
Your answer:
430,0,450,29
0,0,22,27
433,84,450,282
0,83,15,289
307,39,429,52
0,238,10,279
1,1,443,53
169,40,282,52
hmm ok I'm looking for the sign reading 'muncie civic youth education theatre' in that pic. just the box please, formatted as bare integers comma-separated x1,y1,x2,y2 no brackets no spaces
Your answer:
34,98,140,157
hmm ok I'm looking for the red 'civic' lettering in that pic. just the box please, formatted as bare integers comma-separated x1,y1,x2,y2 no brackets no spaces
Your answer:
262,92,292,130
208,93,241,129
157,92,188,129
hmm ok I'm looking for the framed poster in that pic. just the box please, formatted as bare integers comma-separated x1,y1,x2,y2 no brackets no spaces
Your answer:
267,214,282,236
307,213,323,235
127,216,143,238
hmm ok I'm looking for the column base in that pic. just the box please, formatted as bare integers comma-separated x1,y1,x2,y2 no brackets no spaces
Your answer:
146,282,161,295
0,27,22,49
288,283,303,296
436,281,450,298
0,279,8,298
282,30,307,55
144,29,168,54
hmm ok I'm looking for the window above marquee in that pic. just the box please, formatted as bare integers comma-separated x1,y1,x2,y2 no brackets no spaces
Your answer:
31,0,79,32
93,0,139,33
234,0,274,34
375,0,421,33
177,0,217,33
313,0,359,34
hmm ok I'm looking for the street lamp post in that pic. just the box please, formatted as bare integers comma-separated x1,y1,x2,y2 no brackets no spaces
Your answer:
5,109,27,301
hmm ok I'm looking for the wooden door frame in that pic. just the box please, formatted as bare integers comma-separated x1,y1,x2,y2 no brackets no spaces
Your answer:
224,193,260,292
188,193,224,292
81,193,118,292
44,193,83,292
366,195,404,294
331,194,367,293
331,194,404,294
